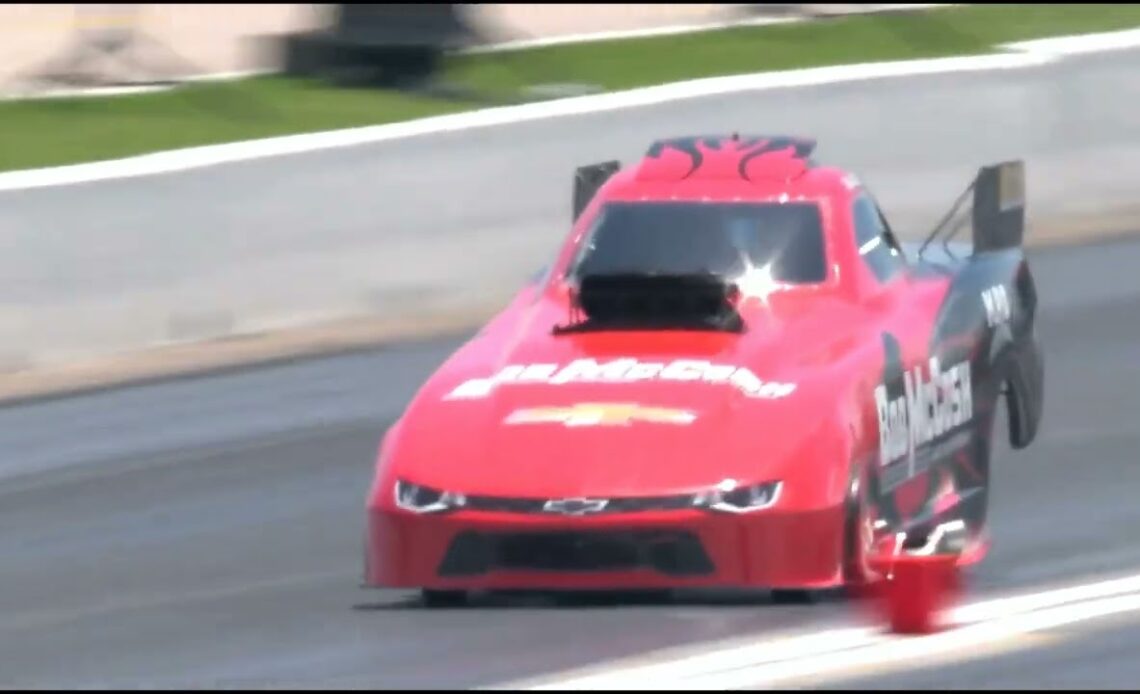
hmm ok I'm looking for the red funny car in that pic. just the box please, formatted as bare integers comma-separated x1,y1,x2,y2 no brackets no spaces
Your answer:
363,135,1045,605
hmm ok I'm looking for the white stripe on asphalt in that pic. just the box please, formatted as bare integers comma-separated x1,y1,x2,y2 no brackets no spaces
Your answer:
680,592,1140,689
1004,26,1140,56
952,571,1140,624
526,627,891,690
511,568,1140,690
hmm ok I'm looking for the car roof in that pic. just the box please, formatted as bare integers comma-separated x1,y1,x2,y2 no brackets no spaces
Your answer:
601,134,858,203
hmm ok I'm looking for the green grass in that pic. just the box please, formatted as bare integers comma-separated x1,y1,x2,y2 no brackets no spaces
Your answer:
2,3,1139,172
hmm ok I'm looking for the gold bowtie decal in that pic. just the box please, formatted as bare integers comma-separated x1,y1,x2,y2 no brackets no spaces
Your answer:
505,403,697,427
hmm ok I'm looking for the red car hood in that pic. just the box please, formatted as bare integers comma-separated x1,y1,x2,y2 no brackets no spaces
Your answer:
391,297,858,499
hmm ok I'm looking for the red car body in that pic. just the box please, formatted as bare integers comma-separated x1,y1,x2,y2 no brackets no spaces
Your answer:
363,135,1045,601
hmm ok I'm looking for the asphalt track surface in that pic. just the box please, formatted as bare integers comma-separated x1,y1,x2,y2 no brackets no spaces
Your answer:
828,617,1140,690
3,232,1140,688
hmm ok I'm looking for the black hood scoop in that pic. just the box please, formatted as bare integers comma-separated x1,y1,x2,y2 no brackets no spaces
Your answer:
554,272,744,334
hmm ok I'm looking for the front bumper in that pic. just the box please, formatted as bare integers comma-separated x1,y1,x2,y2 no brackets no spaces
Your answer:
364,505,846,591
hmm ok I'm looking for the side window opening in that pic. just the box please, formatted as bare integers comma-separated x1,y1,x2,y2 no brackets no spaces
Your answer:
853,193,905,284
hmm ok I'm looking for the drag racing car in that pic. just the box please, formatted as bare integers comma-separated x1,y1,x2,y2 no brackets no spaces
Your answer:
363,134,1045,606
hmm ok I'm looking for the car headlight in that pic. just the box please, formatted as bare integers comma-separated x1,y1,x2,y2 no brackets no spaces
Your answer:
694,481,782,513
393,480,466,514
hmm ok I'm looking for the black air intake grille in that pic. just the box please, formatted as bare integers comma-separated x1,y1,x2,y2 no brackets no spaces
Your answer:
437,530,715,577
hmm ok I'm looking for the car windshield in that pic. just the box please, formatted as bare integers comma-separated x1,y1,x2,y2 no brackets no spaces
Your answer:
567,201,828,285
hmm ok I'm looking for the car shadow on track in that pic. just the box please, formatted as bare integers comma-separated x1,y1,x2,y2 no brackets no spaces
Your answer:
353,587,851,611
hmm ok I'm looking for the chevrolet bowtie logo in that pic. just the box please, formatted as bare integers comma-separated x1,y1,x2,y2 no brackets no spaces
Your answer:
504,403,697,428
542,497,609,515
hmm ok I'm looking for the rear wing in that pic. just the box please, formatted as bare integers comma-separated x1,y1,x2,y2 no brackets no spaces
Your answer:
918,160,1026,259
572,160,621,222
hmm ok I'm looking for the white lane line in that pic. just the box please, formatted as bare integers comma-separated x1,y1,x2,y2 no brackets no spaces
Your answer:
512,569,1140,690
952,571,1140,624
679,592,1140,689
1005,27,1140,56
525,627,891,691
0,51,1053,193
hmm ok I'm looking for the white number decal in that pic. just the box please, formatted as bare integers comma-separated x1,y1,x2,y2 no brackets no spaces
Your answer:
981,285,1011,328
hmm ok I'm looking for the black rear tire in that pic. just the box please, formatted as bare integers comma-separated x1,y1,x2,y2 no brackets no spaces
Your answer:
841,466,878,599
